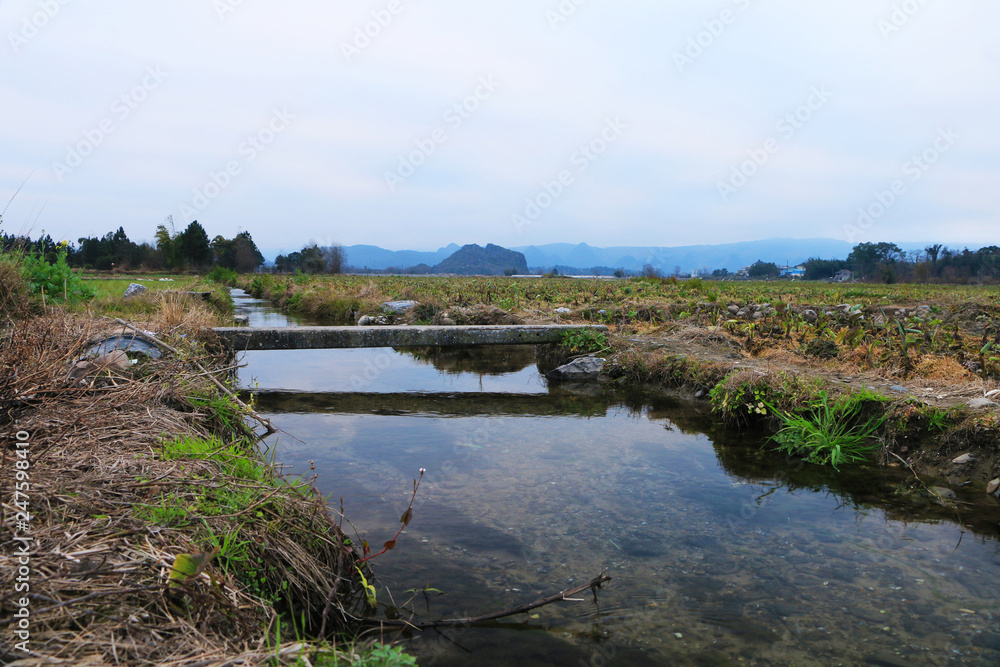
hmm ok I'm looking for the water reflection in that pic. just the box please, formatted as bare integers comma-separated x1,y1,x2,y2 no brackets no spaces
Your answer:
235,294,1000,666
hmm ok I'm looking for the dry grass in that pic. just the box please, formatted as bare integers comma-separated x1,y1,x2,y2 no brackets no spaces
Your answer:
913,355,978,382
0,314,368,666
0,255,37,324
155,293,224,333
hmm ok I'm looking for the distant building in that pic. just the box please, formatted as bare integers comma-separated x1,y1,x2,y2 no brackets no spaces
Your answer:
779,265,806,278
833,269,853,282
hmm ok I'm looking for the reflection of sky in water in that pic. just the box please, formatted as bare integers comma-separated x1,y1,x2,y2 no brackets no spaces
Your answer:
239,348,546,394
239,289,1000,666
263,407,1000,666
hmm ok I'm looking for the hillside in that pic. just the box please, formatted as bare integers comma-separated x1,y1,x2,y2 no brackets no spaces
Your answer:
432,244,528,275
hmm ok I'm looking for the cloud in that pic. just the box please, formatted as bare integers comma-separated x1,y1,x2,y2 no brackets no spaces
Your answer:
0,0,996,252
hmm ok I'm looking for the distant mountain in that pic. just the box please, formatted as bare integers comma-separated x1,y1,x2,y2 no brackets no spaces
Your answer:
512,239,933,273
431,244,528,276
330,238,942,275
343,244,460,270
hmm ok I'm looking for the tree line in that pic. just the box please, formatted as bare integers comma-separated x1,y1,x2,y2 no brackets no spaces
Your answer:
1,217,266,272
1,217,353,276
802,242,1000,284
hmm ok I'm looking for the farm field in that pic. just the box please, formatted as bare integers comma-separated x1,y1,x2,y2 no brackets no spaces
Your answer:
239,274,1000,484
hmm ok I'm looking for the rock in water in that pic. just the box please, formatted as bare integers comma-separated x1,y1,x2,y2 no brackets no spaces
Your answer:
929,486,957,500
123,283,147,298
546,357,605,382
951,453,975,465
986,478,1000,495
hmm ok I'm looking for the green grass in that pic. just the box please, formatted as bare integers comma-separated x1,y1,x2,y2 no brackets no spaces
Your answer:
137,436,292,528
769,391,886,469
79,274,204,298
160,435,272,484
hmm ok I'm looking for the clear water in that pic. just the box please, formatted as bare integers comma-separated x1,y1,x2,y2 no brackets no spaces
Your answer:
232,290,1000,666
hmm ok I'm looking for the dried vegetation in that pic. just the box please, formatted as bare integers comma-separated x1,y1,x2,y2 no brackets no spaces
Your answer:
1,308,368,666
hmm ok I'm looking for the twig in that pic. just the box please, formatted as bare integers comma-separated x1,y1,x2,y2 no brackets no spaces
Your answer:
360,570,611,629
114,317,275,436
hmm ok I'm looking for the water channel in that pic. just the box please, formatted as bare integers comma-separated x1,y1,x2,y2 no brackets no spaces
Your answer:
232,290,1000,666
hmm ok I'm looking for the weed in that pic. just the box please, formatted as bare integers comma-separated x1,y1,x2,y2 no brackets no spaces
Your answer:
20,247,96,305
768,391,885,469
560,328,610,354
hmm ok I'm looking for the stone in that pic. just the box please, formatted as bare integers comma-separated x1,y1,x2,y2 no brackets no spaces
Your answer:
967,398,999,410
438,317,456,326
233,314,249,325
68,361,95,381
694,389,706,399
889,385,908,393
736,308,749,318
802,309,818,322
727,304,740,315
382,300,418,314
929,486,957,500
951,453,975,465
554,307,572,314
597,309,607,316
214,324,609,350
873,315,885,327
357,315,389,326
752,311,764,320
123,283,147,298
95,350,130,371
985,479,999,495
546,357,605,382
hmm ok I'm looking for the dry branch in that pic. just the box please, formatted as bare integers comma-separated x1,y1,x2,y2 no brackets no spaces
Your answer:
363,570,612,630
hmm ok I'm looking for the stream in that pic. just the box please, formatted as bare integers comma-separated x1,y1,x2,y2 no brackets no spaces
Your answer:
232,289,1000,666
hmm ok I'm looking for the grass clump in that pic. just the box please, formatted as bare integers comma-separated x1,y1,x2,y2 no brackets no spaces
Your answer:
769,390,886,469
560,328,610,354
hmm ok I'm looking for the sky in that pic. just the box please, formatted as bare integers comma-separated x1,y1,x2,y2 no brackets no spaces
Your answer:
1,0,997,258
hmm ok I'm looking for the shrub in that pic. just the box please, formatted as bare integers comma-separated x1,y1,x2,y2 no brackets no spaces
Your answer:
20,248,96,305
206,266,238,285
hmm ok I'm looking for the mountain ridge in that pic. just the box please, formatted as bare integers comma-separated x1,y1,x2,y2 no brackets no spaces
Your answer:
337,238,939,273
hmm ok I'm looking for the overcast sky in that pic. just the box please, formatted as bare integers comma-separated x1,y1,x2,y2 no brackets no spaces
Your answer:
1,0,997,256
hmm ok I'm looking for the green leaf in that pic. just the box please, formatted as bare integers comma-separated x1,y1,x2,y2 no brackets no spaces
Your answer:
168,546,219,588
